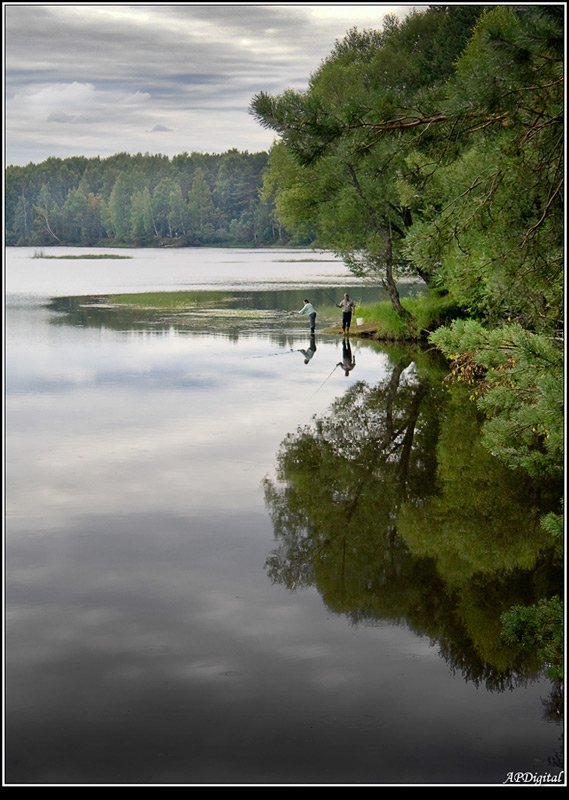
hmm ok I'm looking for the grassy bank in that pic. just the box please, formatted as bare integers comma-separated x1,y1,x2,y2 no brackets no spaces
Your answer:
352,291,462,341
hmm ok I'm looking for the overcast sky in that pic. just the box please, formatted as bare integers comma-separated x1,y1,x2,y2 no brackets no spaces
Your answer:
4,3,417,166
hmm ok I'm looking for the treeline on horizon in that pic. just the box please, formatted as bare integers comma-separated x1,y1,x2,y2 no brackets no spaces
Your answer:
5,149,308,248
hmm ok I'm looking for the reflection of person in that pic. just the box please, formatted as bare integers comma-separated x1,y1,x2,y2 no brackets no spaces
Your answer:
336,293,356,335
297,333,317,365
297,299,317,332
337,337,356,376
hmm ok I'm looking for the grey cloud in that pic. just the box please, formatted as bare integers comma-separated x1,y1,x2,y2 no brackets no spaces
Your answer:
5,5,314,84
46,111,77,123
5,4,415,165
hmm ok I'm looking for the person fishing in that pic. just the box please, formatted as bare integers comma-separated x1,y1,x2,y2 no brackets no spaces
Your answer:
297,333,317,365
336,293,356,335
297,298,317,333
337,337,356,376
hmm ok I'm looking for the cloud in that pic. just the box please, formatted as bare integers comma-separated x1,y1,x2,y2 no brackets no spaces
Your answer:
5,3,415,165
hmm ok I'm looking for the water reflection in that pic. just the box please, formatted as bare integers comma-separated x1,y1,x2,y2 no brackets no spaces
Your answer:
337,337,356,376
8,254,562,783
45,288,365,335
296,333,317,365
44,284,423,339
263,348,563,717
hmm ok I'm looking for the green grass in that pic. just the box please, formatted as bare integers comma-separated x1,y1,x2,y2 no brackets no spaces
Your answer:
33,250,131,260
358,291,462,340
109,291,231,308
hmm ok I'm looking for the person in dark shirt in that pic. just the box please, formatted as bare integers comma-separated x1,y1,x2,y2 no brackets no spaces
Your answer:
336,293,356,335
337,337,356,376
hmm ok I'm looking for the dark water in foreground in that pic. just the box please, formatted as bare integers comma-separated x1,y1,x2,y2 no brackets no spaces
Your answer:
4,249,564,785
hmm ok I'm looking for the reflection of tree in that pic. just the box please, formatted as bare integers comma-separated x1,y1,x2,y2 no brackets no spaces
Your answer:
397,384,562,677
398,385,559,581
263,352,563,695
264,355,442,592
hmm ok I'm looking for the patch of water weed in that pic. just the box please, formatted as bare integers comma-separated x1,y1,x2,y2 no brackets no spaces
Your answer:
108,291,233,308
33,249,131,260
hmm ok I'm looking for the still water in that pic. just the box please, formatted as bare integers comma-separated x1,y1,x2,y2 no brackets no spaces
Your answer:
5,247,563,785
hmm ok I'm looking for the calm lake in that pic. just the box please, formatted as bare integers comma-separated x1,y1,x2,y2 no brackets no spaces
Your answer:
4,247,563,786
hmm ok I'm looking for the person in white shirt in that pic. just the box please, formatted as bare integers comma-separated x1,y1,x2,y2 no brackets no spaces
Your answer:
297,333,317,365
298,299,316,332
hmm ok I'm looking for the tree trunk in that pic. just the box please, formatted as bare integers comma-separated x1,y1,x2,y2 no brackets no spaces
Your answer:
36,208,61,243
414,265,433,286
382,229,409,318
383,277,409,317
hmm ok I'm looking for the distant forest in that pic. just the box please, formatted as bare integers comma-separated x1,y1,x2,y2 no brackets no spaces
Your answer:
5,150,309,248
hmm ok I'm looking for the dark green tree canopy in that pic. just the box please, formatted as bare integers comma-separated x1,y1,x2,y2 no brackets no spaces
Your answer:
250,6,488,313
250,5,563,332
5,150,290,248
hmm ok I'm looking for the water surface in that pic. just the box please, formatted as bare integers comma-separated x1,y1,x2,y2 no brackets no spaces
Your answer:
5,248,563,785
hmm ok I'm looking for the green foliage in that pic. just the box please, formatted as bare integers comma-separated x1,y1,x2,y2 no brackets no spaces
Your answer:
251,8,486,313
405,291,463,333
403,5,564,332
425,317,563,676
5,150,288,248
256,4,564,333
396,380,561,673
130,186,154,244
501,596,564,680
540,509,564,544
429,320,563,480
402,129,563,329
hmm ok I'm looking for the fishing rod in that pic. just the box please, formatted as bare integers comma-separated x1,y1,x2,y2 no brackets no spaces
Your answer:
246,348,296,359
285,292,337,310
322,290,340,306
313,363,340,394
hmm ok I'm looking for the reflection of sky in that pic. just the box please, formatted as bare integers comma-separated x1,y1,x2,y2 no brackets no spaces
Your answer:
6,505,559,784
5,246,363,297
5,295,561,785
6,307,387,524
7,507,559,785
